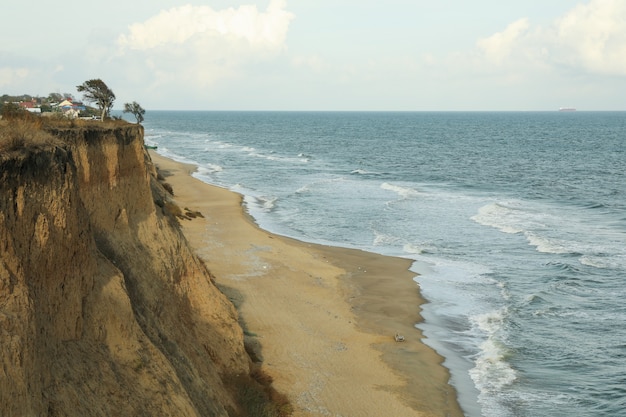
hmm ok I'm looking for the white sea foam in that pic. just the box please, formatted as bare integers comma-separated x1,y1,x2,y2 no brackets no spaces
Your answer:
351,168,380,175
380,182,422,199
524,232,570,254
144,132,164,142
156,148,199,166
243,195,278,213
496,281,511,300
472,201,625,266
144,136,160,147
196,163,223,175
471,202,524,234
247,150,310,164
403,242,431,255
231,183,245,192
258,196,278,211
414,257,505,417
471,310,506,335
295,185,310,194
470,338,516,388
468,309,517,412
582,253,626,270
297,153,312,162
372,231,400,246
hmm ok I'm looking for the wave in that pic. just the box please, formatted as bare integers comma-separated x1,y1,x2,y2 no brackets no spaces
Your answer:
580,254,626,270
545,261,583,274
196,163,223,175
298,153,312,162
351,169,369,175
351,168,381,175
380,182,422,199
155,147,200,167
469,338,516,388
403,242,437,255
468,309,517,413
472,201,626,270
144,138,159,148
144,132,164,146
247,149,310,164
525,232,571,254
526,233,626,269
471,202,525,234
295,185,310,194
241,194,279,213
372,231,401,246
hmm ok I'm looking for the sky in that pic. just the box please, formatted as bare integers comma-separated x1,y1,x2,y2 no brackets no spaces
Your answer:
1,0,626,111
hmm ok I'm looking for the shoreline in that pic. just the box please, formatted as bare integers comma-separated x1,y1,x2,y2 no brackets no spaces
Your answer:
150,151,464,416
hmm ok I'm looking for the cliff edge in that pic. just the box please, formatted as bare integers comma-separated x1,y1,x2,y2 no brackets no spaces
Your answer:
0,121,264,416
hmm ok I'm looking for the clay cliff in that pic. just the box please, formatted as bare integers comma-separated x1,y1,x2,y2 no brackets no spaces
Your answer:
0,122,265,416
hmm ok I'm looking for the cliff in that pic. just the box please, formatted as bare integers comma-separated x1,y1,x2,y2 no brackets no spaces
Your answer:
0,123,260,416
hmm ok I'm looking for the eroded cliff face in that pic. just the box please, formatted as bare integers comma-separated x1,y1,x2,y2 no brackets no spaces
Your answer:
0,125,249,416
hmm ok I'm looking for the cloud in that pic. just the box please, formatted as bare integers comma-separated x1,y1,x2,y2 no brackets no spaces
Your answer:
112,0,294,100
475,0,626,76
118,0,293,52
477,18,530,65
550,0,626,75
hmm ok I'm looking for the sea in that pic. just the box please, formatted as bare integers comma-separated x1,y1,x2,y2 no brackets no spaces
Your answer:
137,111,626,417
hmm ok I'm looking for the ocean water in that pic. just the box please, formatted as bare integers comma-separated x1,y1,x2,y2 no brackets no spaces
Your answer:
140,111,626,417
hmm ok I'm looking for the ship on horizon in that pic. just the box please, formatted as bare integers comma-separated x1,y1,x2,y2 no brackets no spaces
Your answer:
559,107,576,112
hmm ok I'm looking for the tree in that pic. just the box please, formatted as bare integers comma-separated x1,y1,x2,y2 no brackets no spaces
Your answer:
48,92,63,103
123,101,146,124
76,79,115,120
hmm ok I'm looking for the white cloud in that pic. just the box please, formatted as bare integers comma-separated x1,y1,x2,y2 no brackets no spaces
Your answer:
118,0,293,52
475,0,626,76
477,18,530,65
112,0,294,99
550,0,626,75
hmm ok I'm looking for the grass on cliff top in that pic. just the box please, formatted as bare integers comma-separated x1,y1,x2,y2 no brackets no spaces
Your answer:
0,118,63,156
0,112,130,156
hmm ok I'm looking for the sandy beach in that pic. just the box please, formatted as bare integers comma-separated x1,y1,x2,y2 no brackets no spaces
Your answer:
150,151,463,417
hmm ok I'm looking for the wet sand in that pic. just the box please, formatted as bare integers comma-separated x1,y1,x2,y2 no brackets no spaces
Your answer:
150,151,463,417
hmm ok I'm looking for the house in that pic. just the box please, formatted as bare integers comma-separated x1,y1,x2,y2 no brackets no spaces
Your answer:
58,99,86,118
18,99,42,113
58,99,73,108
18,100,35,109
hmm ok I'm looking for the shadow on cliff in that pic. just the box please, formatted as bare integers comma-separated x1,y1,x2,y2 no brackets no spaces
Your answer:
216,284,264,364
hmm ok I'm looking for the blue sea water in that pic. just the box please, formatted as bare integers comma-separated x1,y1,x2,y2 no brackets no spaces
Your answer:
140,111,626,417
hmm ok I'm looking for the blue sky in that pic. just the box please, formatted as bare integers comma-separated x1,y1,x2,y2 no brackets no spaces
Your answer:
2,0,625,110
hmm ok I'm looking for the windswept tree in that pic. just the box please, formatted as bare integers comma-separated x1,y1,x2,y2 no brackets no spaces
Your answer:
76,79,115,120
47,92,63,103
123,101,146,124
